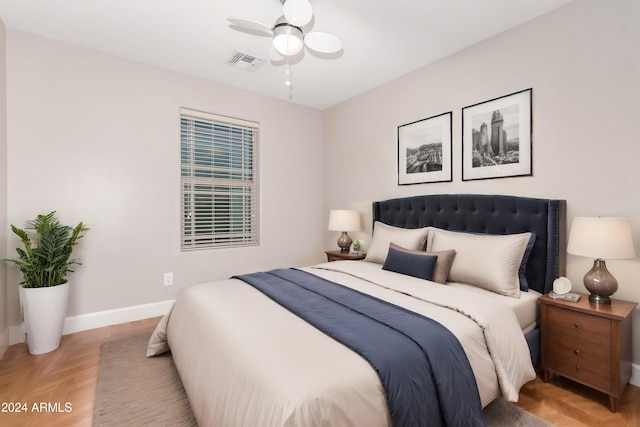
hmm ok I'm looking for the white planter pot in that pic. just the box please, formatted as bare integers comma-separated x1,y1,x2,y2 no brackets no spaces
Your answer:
20,282,70,355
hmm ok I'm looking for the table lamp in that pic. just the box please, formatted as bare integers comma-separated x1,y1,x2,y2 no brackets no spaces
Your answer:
567,217,635,304
328,210,361,253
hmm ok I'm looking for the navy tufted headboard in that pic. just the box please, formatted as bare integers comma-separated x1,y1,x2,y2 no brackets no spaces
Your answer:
372,194,566,294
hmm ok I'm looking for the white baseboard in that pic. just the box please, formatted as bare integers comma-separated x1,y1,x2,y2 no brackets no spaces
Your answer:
62,300,174,335
631,363,640,388
8,324,24,347
8,299,174,346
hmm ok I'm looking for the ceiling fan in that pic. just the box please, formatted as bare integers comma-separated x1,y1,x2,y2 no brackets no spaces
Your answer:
228,0,343,58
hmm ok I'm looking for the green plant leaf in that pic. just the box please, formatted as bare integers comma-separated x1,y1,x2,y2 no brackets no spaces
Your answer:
2,212,88,288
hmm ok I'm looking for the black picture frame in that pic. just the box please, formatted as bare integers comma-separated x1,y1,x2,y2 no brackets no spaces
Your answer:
461,88,532,181
398,111,452,185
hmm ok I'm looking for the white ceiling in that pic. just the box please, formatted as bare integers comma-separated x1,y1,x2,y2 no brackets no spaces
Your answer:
0,0,572,110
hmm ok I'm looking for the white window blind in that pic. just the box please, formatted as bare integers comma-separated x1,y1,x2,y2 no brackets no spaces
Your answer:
180,108,259,250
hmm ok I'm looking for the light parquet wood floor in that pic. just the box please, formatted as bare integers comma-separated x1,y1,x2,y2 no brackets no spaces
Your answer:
1,317,639,427
517,371,640,427
0,317,160,427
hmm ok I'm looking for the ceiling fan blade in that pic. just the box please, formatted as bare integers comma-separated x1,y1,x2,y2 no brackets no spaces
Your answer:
227,18,273,35
304,31,342,54
283,0,313,27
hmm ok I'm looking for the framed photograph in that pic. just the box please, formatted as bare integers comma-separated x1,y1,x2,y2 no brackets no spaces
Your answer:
461,88,532,181
398,111,452,185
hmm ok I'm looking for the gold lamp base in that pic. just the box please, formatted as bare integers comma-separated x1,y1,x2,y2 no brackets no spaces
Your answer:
583,258,617,304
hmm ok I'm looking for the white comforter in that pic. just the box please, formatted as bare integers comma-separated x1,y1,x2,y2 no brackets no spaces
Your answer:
148,261,535,427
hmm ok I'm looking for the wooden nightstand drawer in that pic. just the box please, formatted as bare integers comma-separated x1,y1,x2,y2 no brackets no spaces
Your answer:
547,333,611,391
547,306,610,346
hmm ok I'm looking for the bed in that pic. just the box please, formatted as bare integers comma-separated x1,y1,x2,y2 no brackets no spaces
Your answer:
148,193,566,427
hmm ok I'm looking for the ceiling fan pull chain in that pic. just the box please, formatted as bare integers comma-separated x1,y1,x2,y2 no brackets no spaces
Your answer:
285,58,294,99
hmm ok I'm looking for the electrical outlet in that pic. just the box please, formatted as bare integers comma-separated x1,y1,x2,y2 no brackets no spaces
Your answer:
163,272,173,286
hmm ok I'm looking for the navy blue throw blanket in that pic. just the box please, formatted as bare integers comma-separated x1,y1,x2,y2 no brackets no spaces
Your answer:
234,268,487,427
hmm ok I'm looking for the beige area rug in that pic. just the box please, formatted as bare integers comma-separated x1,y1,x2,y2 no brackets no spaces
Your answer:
94,333,554,427
93,332,196,427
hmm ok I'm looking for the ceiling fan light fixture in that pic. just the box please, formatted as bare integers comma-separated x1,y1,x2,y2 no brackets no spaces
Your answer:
272,24,304,56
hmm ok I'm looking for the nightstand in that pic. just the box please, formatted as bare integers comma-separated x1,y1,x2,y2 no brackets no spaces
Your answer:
540,292,637,412
325,250,366,262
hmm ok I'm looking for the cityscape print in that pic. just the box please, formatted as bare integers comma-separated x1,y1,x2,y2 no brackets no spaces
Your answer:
461,88,532,181
470,104,520,168
405,125,443,174
398,112,452,185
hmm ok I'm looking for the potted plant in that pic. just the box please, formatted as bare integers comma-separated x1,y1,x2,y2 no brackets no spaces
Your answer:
3,212,88,354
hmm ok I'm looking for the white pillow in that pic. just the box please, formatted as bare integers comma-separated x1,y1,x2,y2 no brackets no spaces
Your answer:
426,228,532,297
365,222,430,264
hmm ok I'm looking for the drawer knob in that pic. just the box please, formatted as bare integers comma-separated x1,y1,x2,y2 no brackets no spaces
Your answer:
574,349,581,355
574,322,580,328
575,365,580,371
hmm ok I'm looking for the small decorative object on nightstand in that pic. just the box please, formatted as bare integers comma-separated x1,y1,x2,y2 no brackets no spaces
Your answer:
325,250,366,262
352,239,362,255
540,292,637,412
328,210,361,253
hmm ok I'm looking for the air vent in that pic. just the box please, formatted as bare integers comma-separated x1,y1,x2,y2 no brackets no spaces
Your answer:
226,51,264,72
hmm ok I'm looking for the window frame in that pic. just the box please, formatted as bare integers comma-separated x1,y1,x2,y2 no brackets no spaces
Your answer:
180,108,259,251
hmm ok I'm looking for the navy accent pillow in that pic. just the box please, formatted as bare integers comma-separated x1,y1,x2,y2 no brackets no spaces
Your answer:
382,246,437,281
519,233,536,292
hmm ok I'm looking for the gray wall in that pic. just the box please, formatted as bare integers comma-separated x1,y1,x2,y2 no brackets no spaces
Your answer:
323,0,640,367
4,30,326,333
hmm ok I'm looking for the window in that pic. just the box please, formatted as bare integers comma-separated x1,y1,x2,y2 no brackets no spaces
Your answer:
180,108,259,250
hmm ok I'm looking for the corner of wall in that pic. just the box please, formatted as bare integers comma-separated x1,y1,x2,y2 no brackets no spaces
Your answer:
0,17,9,359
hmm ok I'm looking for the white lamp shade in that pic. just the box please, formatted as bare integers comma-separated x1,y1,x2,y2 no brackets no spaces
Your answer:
567,217,636,259
328,210,361,232
273,25,304,56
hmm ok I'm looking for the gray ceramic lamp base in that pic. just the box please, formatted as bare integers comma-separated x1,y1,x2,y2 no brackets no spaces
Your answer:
337,232,353,254
584,259,617,304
